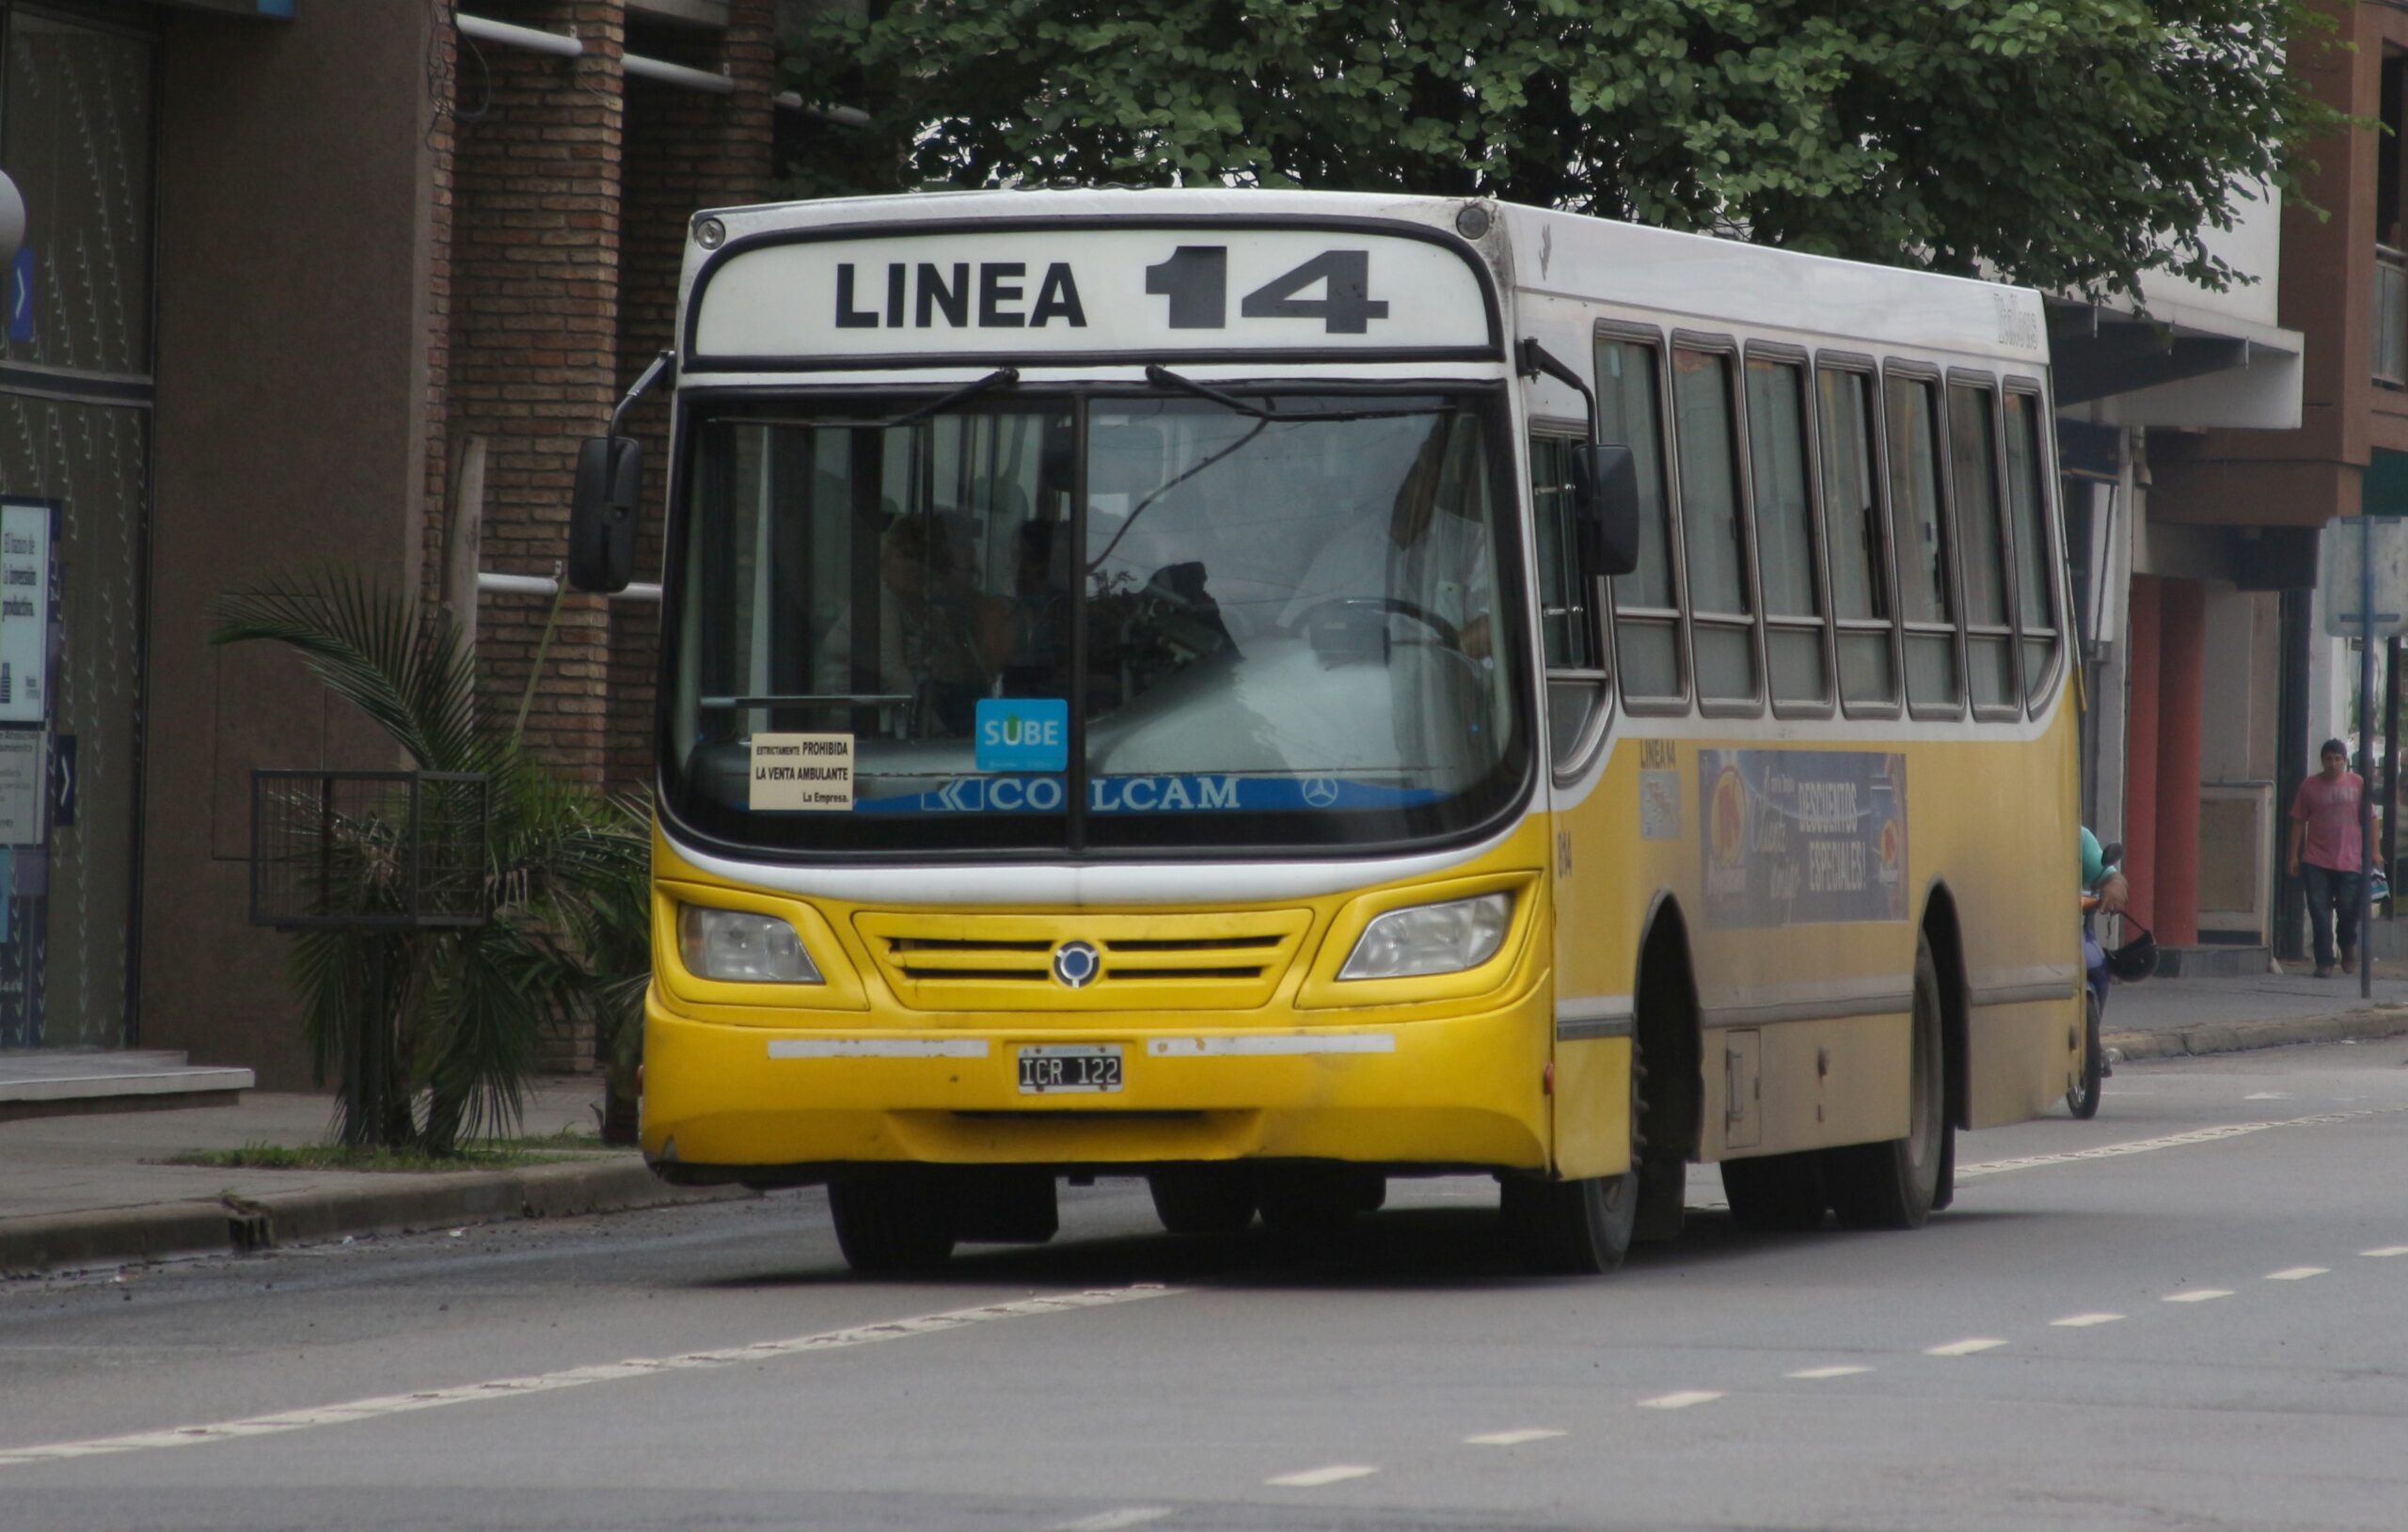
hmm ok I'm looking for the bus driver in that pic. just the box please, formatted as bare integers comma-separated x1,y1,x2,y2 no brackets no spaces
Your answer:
1280,411,1494,662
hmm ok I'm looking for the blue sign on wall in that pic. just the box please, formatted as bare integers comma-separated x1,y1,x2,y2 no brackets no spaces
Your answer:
973,697,1069,773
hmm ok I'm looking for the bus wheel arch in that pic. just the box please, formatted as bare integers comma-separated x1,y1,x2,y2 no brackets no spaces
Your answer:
1916,881,1972,1138
1630,892,1702,1240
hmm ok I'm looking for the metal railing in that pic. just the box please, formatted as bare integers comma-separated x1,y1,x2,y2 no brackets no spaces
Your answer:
2376,245,2408,387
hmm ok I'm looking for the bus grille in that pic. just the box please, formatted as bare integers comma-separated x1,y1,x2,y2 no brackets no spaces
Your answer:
853,909,1315,1012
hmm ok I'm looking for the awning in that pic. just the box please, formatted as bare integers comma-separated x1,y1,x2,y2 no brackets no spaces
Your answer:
2046,296,2302,431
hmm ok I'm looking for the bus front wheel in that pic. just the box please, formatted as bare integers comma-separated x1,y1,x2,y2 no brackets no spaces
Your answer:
1501,1169,1638,1274
828,1167,958,1273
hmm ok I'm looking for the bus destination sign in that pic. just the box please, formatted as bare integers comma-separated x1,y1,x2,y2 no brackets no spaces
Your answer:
689,228,1494,362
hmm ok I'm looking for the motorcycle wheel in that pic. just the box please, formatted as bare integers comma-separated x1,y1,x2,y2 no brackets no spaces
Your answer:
2066,992,2104,1120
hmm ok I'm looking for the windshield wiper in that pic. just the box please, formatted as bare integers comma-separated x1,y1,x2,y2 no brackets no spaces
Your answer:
1142,365,1451,422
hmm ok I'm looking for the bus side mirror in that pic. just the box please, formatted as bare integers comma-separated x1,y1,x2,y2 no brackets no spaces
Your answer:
569,435,642,593
1572,443,1640,578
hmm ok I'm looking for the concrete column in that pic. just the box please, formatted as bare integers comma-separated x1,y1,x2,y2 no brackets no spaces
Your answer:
2155,578,2208,945
2125,576,2162,931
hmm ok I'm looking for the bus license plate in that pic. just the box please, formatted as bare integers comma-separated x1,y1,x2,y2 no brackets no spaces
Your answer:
1018,1044,1123,1095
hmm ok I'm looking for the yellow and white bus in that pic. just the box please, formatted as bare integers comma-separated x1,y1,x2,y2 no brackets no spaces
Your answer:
574,188,2082,1274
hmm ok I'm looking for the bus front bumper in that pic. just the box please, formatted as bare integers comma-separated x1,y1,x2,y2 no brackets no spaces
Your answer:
639,995,1552,1181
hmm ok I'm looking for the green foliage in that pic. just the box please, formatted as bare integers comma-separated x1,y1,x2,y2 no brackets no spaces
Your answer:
784,0,2340,301
214,571,651,1156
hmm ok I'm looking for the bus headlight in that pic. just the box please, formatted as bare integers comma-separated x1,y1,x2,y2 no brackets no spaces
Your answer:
1338,892,1513,981
677,905,821,984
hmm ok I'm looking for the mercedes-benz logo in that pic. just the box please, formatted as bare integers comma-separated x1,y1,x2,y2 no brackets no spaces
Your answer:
1301,777,1339,808
1052,940,1102,989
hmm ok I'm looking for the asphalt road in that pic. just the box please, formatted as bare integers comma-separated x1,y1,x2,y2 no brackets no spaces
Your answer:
5,1038,2406,1532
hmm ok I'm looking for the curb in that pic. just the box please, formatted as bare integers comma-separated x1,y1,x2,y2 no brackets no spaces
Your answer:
0,1158,752,1278
2105,1004,2408,1062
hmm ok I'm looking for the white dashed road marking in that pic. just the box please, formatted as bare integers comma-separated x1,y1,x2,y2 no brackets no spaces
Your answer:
0,1286,1180,1470
1957,1107,2408,1180
2364,1245,2408,1258
2163,1288,2235,1303
1786,1366,1873,1380
1054,1509,1173,1531
1266,1465,1377,1488
1637,1391,1722,1410
2266,1267,2328,1281
1925,1338,2007,1357
1465,1429,1565,1446
2050,1314,2125,1328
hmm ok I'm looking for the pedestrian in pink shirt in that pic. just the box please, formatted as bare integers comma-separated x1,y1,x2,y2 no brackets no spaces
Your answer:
2287,738,2368,978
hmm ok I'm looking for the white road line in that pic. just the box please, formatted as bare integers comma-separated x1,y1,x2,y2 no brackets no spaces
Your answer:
1464,1429,1566,1446
2163,1288,2235,1303
1786,1366,1873,1380
1637,1390,1722,1410
1924,1338,2007,1356
1054,1509,1173,1532
1265,1465,1377,1488
2364,1245,2408,1258
2050,1314,2125,1328
2266,1267,2329,1281
1957,1107,2408,1180
0,1286,1180,1470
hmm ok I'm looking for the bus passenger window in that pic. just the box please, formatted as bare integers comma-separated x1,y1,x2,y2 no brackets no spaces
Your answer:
2004,392,2062,707
1884,373,1962,712
1530,433,1606,764
1595,337,1681,703
1745,357,1828,706
1815,367,1897,709
1948,383,2016,713
1673,347,1757,706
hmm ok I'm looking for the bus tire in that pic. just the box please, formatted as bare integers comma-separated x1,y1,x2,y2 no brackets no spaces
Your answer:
1823,939,1950,1230
2065,992,2103,1120
828,1167,958,1273
1501,1169,1637,1275
1719,1151,1828,1232
1148,1168,1258,1236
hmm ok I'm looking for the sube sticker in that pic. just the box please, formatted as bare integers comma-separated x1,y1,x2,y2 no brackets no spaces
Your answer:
974,698,1069,773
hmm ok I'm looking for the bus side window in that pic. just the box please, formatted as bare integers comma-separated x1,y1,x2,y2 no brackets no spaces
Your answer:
1745,355,1829,708
1884,371,1963,715
1529,432,1608,766
1815,365,1898,710
1594,334,1683,704
1672,344,1759,709
2003,389,2063,709
1948,380,2018,716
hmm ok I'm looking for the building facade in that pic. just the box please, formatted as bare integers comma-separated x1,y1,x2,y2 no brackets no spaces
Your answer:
0,0,799,1082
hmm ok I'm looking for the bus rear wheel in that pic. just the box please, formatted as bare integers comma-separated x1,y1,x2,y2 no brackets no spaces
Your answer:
1823,939,1951,1230
828,1167,958,1273
1148,1168,1259,1236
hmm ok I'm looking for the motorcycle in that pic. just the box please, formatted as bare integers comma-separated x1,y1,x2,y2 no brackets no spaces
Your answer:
2071,841,2157,1120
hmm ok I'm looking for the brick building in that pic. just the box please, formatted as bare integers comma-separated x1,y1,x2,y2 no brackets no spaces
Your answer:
0,0,802,1083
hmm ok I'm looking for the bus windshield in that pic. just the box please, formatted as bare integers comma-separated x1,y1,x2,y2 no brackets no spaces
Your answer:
664,389,1529,856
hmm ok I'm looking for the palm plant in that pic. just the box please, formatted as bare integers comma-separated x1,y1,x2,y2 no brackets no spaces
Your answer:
215,569,651,1154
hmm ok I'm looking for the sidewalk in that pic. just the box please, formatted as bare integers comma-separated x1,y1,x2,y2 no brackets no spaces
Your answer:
0,1077,742,1278
2099,964,2408,1059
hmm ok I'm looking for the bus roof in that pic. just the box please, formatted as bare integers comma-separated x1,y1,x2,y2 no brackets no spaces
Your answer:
683,187,2048,371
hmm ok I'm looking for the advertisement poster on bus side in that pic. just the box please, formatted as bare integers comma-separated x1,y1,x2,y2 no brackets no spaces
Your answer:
1699,750,1908,929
